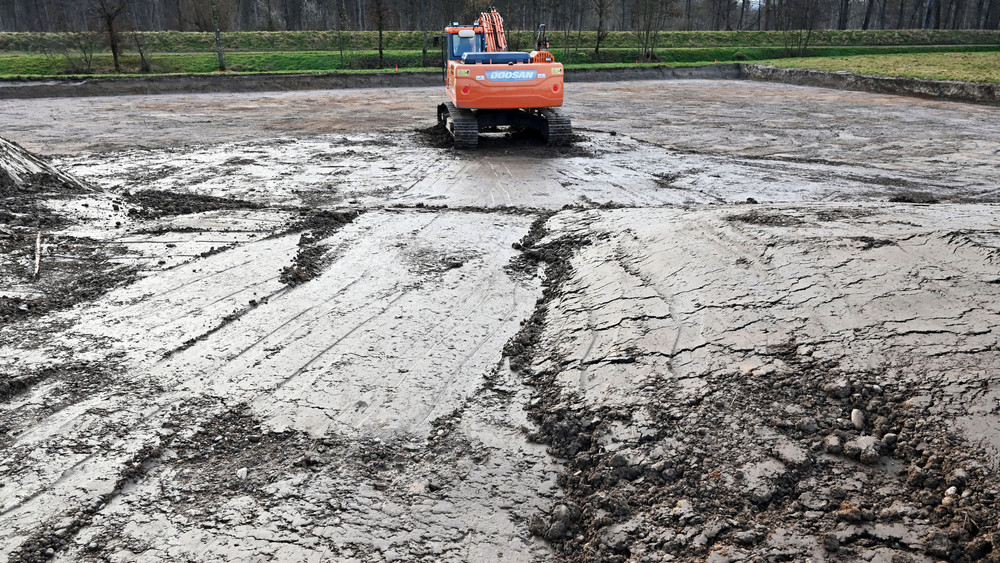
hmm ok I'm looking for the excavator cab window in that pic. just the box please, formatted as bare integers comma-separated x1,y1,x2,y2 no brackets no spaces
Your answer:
448,30,482,60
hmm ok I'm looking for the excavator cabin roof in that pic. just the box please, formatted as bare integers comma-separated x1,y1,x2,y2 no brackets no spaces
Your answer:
444,25,484,34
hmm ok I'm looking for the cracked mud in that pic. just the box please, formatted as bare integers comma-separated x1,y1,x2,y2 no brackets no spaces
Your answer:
1,80,999,562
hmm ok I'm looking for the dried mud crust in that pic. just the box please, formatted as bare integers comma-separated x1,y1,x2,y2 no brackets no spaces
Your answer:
501,210,1000,563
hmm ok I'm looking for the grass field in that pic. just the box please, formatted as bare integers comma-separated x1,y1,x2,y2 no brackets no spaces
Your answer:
1,44,998,79
764,51,1000,83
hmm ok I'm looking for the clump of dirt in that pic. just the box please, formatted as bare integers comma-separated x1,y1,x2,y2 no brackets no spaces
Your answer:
124,189,263,219
414,122,455,149
889,191,941,204
0,171,84,197
653,172,683,190
280,242,331,286
283,208,361,240
813,207,877,222
279,209,363,286
0,234,138,325
503,214,591,375
0,201,67,229
505,213,554,278
727,209,805,227
852,236,896,251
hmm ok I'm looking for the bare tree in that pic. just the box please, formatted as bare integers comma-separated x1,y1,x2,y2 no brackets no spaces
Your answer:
93,0,128,73
862,0,878,27
370,0,386,68
210,0,226,70
635,0,670,60
48,5,101,74
593,0,612,54
837,0,850,27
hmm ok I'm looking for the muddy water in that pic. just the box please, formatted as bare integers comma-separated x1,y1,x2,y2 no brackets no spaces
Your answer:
1,80,999,562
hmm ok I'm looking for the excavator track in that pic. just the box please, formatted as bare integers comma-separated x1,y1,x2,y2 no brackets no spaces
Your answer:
439,102,479,150
540,108,572,146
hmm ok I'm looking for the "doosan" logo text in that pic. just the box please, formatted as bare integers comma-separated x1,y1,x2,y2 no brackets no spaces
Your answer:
485,70,538,82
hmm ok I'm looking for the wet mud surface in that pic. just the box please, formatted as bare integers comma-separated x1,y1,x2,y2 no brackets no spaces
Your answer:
1,81,999,562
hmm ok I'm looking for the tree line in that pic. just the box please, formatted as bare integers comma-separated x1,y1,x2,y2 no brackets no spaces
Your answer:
1,0,997,36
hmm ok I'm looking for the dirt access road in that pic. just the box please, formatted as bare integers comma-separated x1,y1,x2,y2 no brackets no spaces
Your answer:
1,80,999,563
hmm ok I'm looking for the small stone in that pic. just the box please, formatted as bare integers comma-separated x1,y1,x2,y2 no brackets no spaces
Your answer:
547,520,568,539
797,417,818,434
924,531,951,558
236,467,248,480
824,379,852,399
945,486,958,497
946,468,968,487
749,486,773,504
882,433,898,446
45,548,55,557
824,434,843,454
850,409,865,430
608,454,628,468
733,531,757,545
823,533,840,552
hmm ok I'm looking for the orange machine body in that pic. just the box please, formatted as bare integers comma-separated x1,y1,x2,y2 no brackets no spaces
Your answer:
443,25,564,111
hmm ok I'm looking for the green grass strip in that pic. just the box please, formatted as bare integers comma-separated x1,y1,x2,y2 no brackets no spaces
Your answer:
762,51,1000,83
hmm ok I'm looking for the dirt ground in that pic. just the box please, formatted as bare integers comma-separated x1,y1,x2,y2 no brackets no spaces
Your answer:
1,80,999,563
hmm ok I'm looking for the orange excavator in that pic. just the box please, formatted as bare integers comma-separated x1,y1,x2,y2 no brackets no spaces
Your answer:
437,9,572,149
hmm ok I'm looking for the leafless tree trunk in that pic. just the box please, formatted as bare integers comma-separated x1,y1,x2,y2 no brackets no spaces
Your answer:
863,0,878,27
371,0,386,68
593,0,611,54
838,0,850,28
924,0,937,27
93,0,128,73
210,0,226,70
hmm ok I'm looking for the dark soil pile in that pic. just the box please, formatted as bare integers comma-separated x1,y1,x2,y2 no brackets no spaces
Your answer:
279,209,363,286
124,189,263,219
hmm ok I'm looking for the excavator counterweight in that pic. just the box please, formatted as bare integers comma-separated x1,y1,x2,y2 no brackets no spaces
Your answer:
437,9,572,149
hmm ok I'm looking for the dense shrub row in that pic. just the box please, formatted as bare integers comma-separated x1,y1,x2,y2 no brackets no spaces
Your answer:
0,28,997,55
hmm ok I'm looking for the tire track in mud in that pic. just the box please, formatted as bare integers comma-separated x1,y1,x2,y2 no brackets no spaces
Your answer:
0,207,552,561
0,210,359,556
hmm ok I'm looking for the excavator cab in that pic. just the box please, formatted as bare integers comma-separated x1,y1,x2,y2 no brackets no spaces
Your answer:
446,27,485,61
